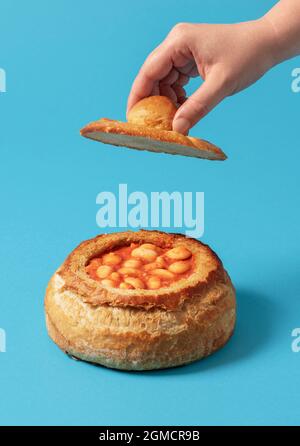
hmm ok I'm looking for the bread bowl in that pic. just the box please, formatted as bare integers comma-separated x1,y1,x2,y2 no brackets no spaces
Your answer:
80,96,227,160
45,230,236,370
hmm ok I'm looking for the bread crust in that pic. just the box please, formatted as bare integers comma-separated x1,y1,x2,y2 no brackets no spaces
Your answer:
80,96,227,160
81,119,226,160
44,230,236,370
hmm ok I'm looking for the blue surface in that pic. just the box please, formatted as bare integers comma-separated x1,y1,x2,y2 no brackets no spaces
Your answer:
0,0,300,426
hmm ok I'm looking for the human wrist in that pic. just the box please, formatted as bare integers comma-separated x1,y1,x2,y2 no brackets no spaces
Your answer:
261,0,300,65
252,16,281,70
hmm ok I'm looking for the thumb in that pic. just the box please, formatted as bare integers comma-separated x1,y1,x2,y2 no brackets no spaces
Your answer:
173,70,229,134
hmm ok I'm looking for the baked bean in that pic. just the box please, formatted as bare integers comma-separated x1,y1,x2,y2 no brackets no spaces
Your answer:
87,242,194,290
143,262,158,272
110,272,121,281
96,265,113,279
156,256,167,268
131,247,158,262
168,260,191,274
151,269,175,280
119,282,133,290
165,246,192,260
102,252,122,266
140,243,160,252
88,258,101,268
101,279,115,287
118,267,140,277
122,259,142,268
124,277,145,289
147,276,161,290
143,256,166,271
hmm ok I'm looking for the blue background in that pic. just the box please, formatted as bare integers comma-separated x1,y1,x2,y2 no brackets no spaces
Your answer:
0,0,299,426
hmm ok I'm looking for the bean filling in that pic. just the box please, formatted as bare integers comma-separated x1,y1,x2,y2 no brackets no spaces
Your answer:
86,243,194,290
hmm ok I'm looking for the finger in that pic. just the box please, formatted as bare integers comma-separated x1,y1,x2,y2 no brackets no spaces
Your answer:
178,96,187,105
151,81,160,96
127,45,172,115
177,73,189,86
176,61,196,76
173,70,228,134
160,68,179,85
159,84,178,103
172,84,186,100
187,65,199,78
172,84,186,104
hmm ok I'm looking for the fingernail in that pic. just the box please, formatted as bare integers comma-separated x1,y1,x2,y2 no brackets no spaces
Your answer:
173,117,190,135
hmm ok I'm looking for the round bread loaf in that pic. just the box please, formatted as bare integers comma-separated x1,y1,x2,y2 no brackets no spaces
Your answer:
45,230,236,370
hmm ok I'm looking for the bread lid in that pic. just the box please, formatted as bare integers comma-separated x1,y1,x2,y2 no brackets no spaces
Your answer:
80,96,227,161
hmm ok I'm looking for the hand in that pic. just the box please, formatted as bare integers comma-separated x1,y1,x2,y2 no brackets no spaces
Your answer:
127,19,276,134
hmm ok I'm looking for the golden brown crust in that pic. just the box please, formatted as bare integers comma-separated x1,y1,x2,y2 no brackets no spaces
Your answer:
57,230,226,311
44,230,236,370
127,95,177,130
81,119,226,160
45,266,236,371
80,96,227,160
